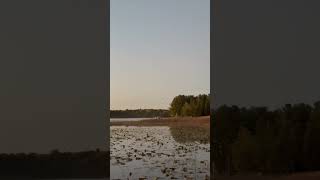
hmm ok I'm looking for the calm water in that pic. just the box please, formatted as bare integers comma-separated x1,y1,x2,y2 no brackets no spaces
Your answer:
110,126,210,179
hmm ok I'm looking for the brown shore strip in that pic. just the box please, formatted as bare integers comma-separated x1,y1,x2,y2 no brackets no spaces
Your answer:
111,116,210,128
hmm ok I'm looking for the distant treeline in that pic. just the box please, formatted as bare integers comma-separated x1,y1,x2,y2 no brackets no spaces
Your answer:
110,109,170,118
213,102,320,175
0,150,108,178
111,94,210,118
170,94,210,117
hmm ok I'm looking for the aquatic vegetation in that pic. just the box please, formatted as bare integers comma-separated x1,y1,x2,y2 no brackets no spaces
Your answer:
110,126,210,179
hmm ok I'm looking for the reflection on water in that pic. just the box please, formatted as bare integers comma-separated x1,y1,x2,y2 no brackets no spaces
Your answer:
170,126,210,144
110,126,210,179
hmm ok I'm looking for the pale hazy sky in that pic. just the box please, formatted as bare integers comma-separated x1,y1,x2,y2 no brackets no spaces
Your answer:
111,0,210,110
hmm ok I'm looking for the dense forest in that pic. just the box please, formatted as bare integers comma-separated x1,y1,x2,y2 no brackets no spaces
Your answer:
0,150,109,178
110,109,170,118
170,94,210,117
111,94,210,118
212,102,320,175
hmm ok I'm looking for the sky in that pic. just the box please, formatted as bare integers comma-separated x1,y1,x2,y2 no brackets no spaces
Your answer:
110,0,210,110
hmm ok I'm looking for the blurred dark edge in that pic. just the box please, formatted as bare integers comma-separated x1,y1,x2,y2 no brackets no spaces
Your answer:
210,0,214,179
0,150,109,178
0,0,110,178
211,0,320,179
106,0,110,178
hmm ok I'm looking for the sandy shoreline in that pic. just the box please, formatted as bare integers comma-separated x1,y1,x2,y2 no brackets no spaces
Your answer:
110,116,210,128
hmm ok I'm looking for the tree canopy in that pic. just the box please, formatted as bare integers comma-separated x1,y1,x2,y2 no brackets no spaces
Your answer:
111,94,210,118
110,109,170,118
169,94,210,117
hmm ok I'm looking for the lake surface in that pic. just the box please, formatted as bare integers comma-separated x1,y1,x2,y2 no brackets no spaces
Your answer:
110,118,155,122
110,126,210,179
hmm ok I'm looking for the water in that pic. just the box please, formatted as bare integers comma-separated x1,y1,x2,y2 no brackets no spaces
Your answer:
110,126,210,179
110,118,156,122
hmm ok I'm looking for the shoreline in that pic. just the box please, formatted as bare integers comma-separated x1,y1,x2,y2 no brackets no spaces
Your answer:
110,116,210,128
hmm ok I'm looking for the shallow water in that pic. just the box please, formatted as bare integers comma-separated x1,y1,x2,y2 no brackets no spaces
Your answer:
110,126,210,179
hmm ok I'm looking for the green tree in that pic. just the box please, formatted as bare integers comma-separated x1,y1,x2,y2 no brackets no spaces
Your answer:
170,95,186,116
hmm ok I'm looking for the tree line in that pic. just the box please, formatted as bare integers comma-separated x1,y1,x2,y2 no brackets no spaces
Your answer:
169,94,210,117
213,102,320,175
110,109,170,118
111,94,210,118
